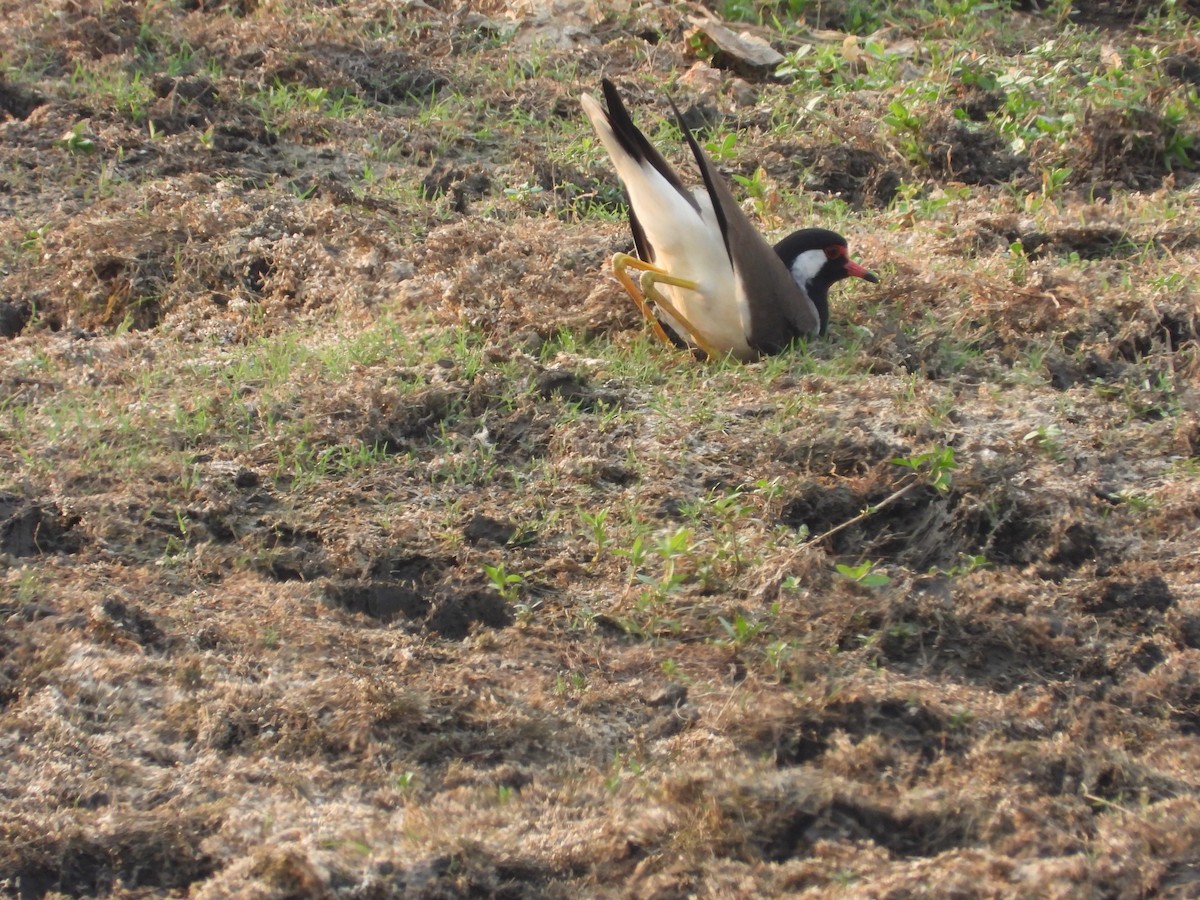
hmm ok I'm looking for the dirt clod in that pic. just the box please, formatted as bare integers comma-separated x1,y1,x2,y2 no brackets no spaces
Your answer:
0,493,81,557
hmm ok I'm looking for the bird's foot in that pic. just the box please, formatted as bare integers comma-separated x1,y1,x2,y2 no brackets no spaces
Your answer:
610,253,720,360
611,253,677,349
638,269,722,360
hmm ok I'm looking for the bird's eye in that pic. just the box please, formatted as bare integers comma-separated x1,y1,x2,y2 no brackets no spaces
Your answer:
823,245,845,261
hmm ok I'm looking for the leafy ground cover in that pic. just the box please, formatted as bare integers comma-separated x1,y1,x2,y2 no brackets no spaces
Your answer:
1,0,1199,896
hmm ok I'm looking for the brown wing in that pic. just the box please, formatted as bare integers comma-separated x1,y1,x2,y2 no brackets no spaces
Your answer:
668,99,821,352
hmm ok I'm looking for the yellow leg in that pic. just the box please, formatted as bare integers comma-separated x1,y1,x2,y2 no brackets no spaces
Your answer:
612,253,677,349
639,270,723,361
611,253,722,360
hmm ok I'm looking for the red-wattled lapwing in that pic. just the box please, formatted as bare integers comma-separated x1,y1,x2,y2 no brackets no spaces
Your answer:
581,78,878,361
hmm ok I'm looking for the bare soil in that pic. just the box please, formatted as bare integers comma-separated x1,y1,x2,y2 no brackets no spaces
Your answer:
2,1,1199,898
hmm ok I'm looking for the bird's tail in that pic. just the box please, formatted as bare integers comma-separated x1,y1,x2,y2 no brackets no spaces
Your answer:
580,79,691,200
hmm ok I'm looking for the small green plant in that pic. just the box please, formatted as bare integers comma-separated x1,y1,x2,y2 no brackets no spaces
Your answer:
882,98,922,134
781,575,804,593
502,181,545,203
775,43,815,81
1111,491,1155,512
161,508,192,562
289,180,318,200
554,671,587,695
705,132,739,163
508,522,538,547
616,533,649,571
731,167,772,219
1008,240,1030,284
58,122,96,154
836,561,891,588
891,446,957,492
944,553,991,576
1023,423,1066,461
601,750,648,792
754,476,784,507
883,98,926,165
703,488,755,576
948,707,975,731
623,526,695,601
716,612,769,646
719,0,756,22
568,605,599,633
1040,165,1072,198
21,224,51,254
764,640,795,675
831,869,860,887
9,568,42,604
579,507,609,562
602,751,647,793
483,562,524,602
1159,100,1195,169
1167,457,1200,478
513,597,541,624
855,631,880,651
649,527,692,592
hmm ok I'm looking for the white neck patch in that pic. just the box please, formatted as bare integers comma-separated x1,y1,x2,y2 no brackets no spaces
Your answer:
789,249,827,288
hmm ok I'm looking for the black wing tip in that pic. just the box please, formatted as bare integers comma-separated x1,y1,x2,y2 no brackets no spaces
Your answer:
600,78,622,111
665,90,733,260
664,92,702,156
593,78,700,218
596,79,644,166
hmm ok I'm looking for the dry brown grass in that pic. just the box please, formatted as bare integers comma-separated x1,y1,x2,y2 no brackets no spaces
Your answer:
2,0,1200,897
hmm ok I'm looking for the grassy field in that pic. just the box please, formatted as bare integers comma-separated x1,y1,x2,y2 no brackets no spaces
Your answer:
2,0,1199,896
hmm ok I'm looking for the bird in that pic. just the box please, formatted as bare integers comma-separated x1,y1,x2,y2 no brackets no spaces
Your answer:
580,78,878,361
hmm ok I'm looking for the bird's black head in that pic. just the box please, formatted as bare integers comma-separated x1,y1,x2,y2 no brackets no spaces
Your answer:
773,228,879,335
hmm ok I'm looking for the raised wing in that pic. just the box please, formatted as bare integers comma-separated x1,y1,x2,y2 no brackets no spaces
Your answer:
668,99,821,347
581,81,707,264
